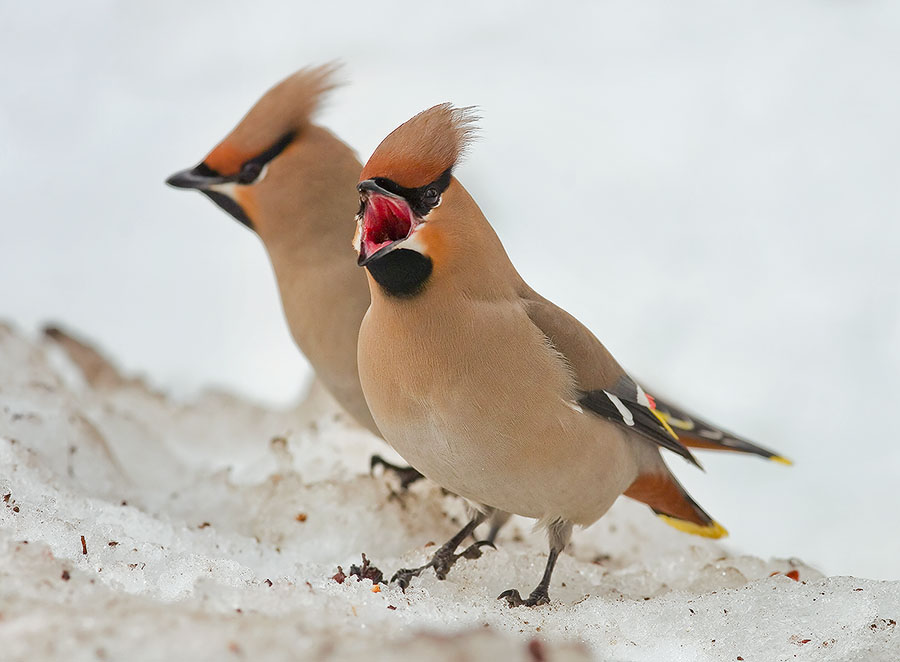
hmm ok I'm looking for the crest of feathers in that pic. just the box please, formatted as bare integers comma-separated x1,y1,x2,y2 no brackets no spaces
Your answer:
254,62,342,129
211,63,342,170
361,103,479,187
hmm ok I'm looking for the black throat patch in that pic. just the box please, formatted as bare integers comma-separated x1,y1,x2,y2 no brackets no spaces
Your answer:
365,249,433,298
201,190,254,231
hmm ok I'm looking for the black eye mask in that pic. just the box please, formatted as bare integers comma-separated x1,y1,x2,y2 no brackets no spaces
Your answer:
233,131,296,184
370,168,452,217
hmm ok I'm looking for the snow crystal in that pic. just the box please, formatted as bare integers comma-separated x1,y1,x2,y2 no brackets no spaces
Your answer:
1,324,898,660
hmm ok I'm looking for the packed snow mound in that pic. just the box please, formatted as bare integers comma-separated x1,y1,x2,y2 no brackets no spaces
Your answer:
0,324,897,661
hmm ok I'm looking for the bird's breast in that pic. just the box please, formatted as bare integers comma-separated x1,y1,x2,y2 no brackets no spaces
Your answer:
357,295,638,523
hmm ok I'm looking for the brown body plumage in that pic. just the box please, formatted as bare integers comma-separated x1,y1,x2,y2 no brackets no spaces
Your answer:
167,72,785,587
355,104,786,604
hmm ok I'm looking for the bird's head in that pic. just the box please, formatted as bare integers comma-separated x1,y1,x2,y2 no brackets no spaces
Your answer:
354,104,479,296
166,64,358,241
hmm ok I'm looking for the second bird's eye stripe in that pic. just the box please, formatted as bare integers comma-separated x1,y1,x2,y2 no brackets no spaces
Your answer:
250,131,296,168
227,130,297,184
192,162,221,178
605,392,634,426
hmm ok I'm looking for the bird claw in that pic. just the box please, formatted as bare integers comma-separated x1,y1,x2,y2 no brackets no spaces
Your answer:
431,549,456,580
460,540,496,560
390,567,421,591
497,587,550,607
498,588,524,606
369,454,425,489
390,540,496,588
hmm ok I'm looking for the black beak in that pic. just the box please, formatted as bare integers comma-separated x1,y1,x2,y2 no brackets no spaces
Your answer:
165,163,254,231
166,164,232,190
358,241,401,267
357,179,399,198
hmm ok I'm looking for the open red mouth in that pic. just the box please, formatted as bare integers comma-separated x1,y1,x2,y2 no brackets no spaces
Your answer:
358,193,418,264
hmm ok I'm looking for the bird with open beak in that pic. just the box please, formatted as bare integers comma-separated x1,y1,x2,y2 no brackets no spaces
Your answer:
354,104,789,606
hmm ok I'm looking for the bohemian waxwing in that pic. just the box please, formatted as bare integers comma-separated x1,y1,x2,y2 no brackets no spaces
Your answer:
166,65,378,435
166,65,431,488
353,104,789,606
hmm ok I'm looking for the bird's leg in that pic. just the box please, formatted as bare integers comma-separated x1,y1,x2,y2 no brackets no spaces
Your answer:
392,509,495,590
485,510,512,545
500,547,560,607
370,454,425,489
499,519,572,607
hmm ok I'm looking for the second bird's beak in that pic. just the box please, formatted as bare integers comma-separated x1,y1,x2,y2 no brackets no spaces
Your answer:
356,180,419,266
165,163,255,230
165,164,231,190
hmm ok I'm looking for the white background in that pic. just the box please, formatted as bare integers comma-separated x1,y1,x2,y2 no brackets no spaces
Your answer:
2,1,898,579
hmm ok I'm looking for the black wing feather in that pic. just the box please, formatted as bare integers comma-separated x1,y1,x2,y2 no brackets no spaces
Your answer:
578,389,702,468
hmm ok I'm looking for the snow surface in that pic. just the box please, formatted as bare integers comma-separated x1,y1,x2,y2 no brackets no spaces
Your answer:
1,324,898,661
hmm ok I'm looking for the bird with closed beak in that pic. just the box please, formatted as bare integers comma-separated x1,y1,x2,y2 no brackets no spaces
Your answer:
354,104,789,606
166,65,378,434
165,65,432,487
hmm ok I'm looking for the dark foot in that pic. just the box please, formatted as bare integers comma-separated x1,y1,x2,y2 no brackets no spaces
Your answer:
497,586,550,607
498,520,567,608
370,454,424,489
391,540,495,590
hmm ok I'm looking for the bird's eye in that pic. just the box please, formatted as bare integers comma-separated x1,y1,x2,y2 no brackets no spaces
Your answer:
237,161,263,185
422,186,440,207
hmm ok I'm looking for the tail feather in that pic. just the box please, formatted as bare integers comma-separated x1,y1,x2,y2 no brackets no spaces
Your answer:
624,470,728,539
650,394,791,465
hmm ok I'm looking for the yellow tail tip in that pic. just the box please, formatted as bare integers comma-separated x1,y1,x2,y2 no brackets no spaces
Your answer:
657,514,729,539
770,455,793,466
